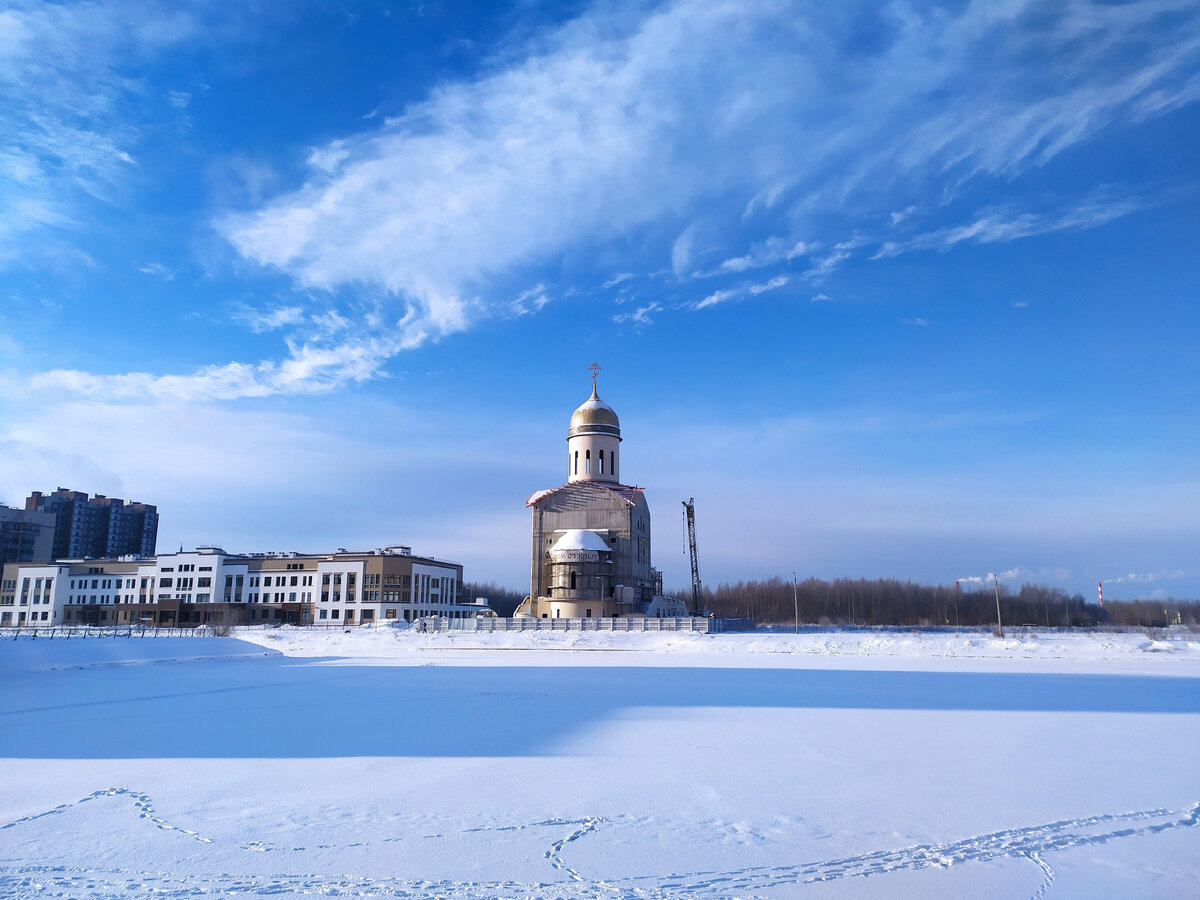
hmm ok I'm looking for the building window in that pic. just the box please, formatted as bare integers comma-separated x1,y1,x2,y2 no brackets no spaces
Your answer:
610,451,615,475
331,609,339,619
319,609,327,619
570,571,577,590
585,449,590,473
385,609,396,620
599,453,604,475
574,450,578,474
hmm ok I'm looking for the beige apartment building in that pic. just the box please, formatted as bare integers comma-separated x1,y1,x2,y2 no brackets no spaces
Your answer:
1,545,484,628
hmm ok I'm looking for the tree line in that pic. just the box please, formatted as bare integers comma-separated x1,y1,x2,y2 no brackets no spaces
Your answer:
463,581,527,617
667,577,1200,628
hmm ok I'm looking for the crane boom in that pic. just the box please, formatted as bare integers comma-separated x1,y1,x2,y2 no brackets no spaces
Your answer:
682,498,702,615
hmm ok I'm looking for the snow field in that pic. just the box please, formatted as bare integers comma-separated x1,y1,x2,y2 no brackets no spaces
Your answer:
1,631,1197,898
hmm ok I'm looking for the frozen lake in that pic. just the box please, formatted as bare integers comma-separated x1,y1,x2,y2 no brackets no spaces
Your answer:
1,629,1197,898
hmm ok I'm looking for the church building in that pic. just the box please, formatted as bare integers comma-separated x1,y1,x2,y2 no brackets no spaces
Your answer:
517,368,691,619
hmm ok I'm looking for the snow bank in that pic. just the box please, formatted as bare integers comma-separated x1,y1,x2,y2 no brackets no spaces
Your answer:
0,635,279,674
228,624,1200,672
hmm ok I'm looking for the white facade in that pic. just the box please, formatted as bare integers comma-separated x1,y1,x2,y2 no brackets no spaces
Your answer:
0,564,70,627
2,545,479,628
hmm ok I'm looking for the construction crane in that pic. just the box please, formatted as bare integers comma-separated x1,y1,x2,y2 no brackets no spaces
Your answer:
682,498,702,616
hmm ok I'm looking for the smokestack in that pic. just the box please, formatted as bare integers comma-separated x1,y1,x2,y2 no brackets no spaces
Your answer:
1098,580,1103,606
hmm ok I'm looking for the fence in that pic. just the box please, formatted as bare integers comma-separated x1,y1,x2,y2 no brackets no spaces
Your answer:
433,616,719,633
5,625,212,639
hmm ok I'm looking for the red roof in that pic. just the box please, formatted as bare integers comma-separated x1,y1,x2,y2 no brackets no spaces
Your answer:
525,482,646,508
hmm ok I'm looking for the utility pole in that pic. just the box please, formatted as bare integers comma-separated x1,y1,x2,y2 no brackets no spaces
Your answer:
953,580,961,628
793,572,799,635
992,573,1004,638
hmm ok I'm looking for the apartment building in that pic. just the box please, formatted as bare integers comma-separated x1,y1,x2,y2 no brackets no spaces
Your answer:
0,545,485,628
0,505,56,565
24,489,159,559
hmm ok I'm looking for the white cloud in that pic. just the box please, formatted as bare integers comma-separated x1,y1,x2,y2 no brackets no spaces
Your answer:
718,237,812,273
230,303,305,333
811,293,832,302
1106,569,1188,584
692,275,788,310
0,1,200,255
509,284,551,317
671,224,700,278
224,0,1200,355
138,262,175,280
612,301,662,326
693,288,739,311
805,238,865,282
902,317,930,327
27,335,401,403
873,191,1165,259
602,272,634,289
748,275,788,296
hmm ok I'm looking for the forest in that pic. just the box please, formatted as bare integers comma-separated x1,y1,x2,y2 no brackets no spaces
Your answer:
466,576,1199,628
669,577,1200,628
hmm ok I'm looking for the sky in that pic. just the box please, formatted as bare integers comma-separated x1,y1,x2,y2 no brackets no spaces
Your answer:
1,0,1197,601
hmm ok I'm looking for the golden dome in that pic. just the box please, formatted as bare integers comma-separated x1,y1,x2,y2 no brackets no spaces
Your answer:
568,385,621,439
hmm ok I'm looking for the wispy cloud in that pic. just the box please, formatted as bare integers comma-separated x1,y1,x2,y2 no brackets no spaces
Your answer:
805,239,865,282
749,275,788,295
222,0,1200,371
508,284,551,317
138,262,175,280
602,272,634,289
612,301,662,326
230,304,305,333
15,0,1197,401
873,190,1169,259
1106,569,1188,584
694,275,788,310
27,334,403,403
0,1,201,257
717,237,812,274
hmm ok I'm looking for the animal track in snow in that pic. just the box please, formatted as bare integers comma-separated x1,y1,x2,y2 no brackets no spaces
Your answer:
1,801,1195,898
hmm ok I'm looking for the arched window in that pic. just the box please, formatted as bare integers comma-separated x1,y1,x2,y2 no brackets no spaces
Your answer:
610,451,615,476
599,452,604,475
585,449,591,474
574,451,578,474
570,571,577,590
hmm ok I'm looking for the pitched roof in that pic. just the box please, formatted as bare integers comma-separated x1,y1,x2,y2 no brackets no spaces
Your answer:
525,482,646,508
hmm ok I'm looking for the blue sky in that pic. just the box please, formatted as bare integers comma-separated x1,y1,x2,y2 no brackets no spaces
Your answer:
1,0,1198,600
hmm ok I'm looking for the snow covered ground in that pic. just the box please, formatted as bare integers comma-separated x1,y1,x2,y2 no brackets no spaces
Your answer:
2,627,1197,898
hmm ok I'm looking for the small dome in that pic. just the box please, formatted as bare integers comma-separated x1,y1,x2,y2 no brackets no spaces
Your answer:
569,386,621,438
550,529,611,553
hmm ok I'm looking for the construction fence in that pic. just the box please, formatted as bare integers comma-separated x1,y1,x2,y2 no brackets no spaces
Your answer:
420,616,753,633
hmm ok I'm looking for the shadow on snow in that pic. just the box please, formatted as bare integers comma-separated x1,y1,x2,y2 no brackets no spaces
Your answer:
1,652,1197,758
